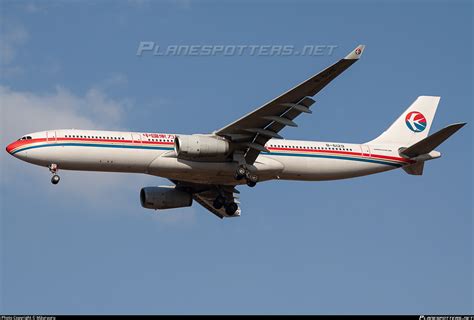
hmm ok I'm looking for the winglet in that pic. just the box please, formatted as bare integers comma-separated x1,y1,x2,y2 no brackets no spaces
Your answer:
344,44,365,60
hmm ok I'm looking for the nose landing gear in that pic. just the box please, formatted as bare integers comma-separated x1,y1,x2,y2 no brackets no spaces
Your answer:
49,164,60,185
51,174,60,184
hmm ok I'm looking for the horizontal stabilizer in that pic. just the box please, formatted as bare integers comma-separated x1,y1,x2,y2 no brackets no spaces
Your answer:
400,122,466,158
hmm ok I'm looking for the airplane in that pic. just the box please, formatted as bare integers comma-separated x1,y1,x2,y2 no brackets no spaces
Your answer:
5,45,466,219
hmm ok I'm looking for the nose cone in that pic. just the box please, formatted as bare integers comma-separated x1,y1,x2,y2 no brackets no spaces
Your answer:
6,142,15,154
6,139,31,161
6,140,23,157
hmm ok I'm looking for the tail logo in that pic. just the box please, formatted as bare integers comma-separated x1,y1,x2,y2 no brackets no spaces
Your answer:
405,111,427,132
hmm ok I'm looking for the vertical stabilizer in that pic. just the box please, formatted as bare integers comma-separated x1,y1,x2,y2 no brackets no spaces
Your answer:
368,96,440,146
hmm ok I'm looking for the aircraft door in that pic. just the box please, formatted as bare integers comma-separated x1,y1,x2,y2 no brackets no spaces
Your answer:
46,131,57,143
131,133,142,143
361,144,371,157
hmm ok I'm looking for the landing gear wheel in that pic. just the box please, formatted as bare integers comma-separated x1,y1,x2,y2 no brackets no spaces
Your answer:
225,202,238,216
234,166,247,180
246,180,257,188
234,173,244,180
49,164,60,185
213,196,225,210
246,172,258,183
51,174,60,185
245,172,258,187
237,166,246,176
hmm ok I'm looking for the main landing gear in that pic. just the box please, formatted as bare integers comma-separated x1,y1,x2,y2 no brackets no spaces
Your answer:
212,195,238,216
49,164,60,185
234,165,258,187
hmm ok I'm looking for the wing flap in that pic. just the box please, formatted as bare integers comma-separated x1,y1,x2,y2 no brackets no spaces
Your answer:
193,190,241,218
193,195,225,219
172,180,241,219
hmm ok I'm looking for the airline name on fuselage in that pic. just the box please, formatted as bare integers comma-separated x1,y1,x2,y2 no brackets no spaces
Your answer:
142,133,175,139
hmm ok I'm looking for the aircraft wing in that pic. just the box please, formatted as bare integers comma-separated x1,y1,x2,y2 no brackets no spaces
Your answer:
215,44,365,164
172,180,240,219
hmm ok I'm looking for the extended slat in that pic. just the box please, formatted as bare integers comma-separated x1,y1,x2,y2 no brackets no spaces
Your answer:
243,128,283,139
263,116,297,127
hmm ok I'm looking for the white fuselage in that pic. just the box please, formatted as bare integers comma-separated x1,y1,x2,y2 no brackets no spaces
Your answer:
6,129,412,185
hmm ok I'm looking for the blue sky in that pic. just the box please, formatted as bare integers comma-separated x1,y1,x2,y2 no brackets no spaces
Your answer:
0,0,472,314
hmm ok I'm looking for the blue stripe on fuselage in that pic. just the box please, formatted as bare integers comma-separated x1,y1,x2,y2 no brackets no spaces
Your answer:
11,142,174,155
263,151,403,167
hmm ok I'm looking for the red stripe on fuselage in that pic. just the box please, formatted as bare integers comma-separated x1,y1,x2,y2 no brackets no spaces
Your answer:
10,137,174,149
267,146,412,163
7,138,47,152
53,137,175,145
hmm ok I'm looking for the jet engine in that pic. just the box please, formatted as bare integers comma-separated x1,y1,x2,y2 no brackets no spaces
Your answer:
174,135,230,160
140,186,192,210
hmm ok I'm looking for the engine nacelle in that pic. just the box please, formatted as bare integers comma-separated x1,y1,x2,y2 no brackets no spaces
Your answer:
174,135,230,160
140,186,192,210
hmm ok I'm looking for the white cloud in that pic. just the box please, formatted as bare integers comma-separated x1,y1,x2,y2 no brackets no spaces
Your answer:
0,22,29,66
0,85,124,143
97,73,128,90
0,85,127,190
0,85,197,223
0,20,61,79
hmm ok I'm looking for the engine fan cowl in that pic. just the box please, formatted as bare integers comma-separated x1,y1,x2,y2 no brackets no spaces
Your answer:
174,135,230,160
140,186,192,210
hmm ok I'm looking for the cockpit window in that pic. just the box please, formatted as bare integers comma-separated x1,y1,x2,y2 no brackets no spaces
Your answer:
18,136,32,140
